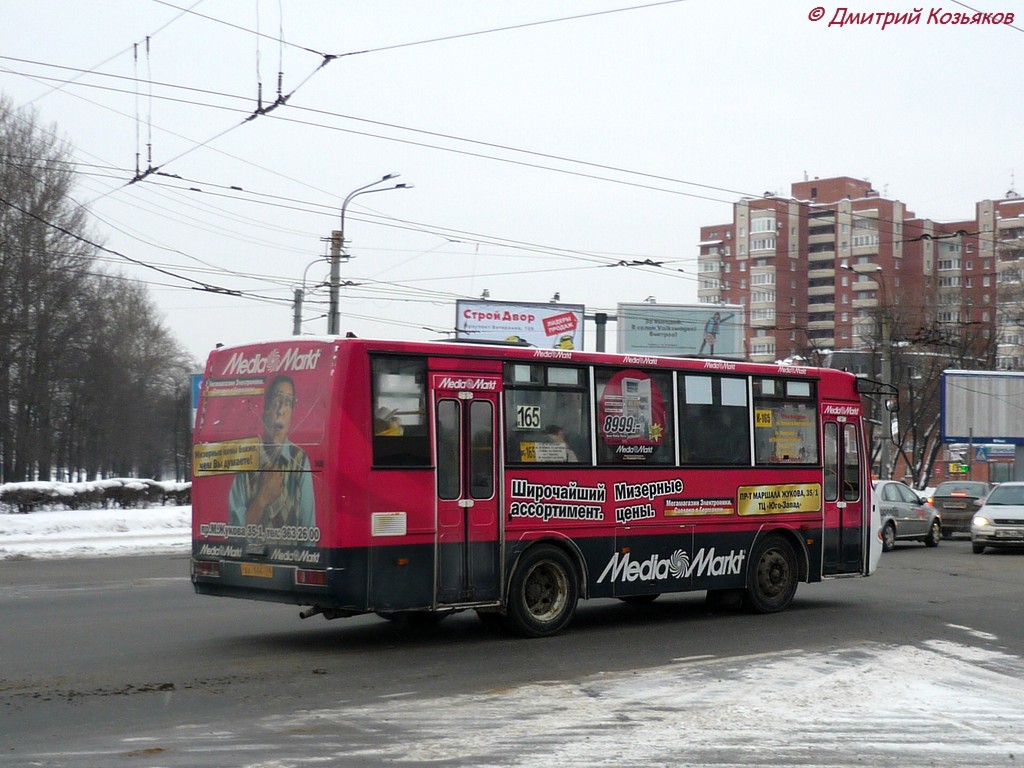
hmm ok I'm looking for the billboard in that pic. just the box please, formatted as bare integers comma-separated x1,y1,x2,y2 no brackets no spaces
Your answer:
456,300,585,349
941,370,1024,445
618,303,744,358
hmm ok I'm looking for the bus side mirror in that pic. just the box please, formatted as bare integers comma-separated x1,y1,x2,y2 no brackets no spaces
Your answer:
885,399,899,442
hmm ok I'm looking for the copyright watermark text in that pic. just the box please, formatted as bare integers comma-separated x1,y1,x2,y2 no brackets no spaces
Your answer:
808,6,1015,28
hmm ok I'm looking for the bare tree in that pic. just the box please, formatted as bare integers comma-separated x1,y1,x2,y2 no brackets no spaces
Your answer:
0,95,196,482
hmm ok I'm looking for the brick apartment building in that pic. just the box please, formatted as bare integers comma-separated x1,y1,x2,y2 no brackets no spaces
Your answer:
696,175,1024,369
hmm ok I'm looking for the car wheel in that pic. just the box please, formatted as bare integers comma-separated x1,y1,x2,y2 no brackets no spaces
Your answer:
972,543,986,555
744,534,798,614
924,521,941,547
503,544,578,638
882,522,896,552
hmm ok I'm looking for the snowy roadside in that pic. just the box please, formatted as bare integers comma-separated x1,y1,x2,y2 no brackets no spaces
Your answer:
0,505,190,560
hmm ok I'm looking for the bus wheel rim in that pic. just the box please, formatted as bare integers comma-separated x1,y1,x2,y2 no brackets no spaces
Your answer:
523,561,568,621
756,550,791,600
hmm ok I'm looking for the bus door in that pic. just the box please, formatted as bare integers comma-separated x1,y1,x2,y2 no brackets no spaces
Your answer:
821,411,865,574
433,374,502,604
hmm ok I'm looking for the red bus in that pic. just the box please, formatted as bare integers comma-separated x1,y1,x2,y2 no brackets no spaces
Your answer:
191,337,889,637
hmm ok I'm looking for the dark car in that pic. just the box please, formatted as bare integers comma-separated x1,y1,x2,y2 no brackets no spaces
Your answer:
872,480,942,552
931,481,991,537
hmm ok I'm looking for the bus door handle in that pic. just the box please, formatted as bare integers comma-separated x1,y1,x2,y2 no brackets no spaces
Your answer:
459,499,475,508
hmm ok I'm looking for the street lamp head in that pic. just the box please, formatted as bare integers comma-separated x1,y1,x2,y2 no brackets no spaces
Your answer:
382,173,398,181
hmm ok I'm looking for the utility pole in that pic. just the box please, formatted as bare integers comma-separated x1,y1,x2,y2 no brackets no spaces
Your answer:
292,288,303,335
327,229,343,336
328,175,412,336
879,304,893,479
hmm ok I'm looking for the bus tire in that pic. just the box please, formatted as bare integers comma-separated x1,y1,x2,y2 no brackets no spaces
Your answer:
504,544,578,638
744,534,798,614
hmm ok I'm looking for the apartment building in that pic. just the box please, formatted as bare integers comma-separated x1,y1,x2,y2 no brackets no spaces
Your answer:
697,175,1020,366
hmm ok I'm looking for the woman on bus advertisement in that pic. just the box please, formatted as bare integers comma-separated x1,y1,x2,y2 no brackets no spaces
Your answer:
597,369,669,462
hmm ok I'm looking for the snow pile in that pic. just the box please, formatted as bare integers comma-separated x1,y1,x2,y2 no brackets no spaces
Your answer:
0,505,190,560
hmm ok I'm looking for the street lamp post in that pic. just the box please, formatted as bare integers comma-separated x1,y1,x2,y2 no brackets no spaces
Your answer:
328,174,412,336
293,256,330,335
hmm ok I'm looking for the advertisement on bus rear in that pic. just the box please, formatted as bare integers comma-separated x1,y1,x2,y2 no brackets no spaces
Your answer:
192,341,334,563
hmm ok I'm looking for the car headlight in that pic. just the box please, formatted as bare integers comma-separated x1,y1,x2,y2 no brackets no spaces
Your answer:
972,515,992,527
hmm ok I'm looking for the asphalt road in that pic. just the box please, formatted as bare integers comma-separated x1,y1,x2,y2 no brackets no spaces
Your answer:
1,538,1023,767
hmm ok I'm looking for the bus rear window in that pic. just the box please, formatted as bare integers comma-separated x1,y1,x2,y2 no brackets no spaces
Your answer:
371,356,430,466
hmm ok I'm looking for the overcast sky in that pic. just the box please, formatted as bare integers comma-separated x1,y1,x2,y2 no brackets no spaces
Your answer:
2,1,1022,364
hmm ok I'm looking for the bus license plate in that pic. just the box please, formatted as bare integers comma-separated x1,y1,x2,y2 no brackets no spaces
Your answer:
241,563,274,578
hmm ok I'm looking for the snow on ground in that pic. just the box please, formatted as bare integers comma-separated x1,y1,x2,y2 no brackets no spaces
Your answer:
0,505,190,560
269,641,1024,767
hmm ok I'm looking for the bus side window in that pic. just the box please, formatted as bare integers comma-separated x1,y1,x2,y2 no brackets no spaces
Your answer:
823,423,838,502
595,368,675,465
752,378,818,466
371,356,430,467
679,374,749,466
842,422,860,501
504,364,590,465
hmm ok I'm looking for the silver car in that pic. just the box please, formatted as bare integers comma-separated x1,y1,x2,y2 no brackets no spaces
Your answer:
873,480,942,552
971,481,1024,554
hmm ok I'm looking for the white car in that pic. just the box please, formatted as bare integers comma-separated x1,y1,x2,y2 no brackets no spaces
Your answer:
971,481,1024,554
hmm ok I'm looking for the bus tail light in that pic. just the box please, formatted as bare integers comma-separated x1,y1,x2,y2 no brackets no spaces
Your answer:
193,560,222,578
295,569,327,586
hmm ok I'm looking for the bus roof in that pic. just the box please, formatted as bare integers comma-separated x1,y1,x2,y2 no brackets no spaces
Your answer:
204,336,858,385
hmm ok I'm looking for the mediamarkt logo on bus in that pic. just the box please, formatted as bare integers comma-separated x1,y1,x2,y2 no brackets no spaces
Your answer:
823,404,860,416
219,347,323,376
597,547,747,583
432,375,499,391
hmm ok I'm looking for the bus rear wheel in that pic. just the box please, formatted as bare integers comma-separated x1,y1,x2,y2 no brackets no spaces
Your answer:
504,544,578,638
744,534,798,614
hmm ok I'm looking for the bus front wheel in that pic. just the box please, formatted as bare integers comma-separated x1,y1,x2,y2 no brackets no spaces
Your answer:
744,534,798,614
504,544,579,638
